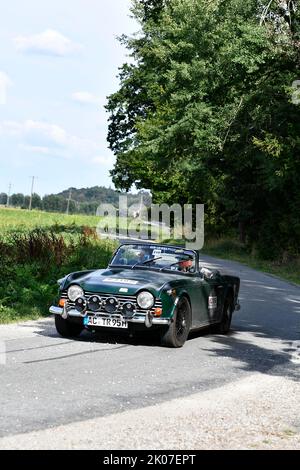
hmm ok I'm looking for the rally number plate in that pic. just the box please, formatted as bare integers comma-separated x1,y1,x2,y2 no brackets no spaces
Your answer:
84,316,128,329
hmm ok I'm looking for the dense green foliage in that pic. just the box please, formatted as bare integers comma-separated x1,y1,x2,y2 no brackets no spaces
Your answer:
0,225,116,323
107,0,300,260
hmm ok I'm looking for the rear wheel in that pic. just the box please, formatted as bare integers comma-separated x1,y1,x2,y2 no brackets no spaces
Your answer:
55,314,83,338
215,297,233,334
161,297,191,348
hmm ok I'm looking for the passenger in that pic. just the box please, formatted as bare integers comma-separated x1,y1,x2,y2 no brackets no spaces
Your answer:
137,248,151,264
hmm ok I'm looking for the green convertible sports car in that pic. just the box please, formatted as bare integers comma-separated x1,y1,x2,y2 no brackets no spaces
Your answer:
50,243,241,348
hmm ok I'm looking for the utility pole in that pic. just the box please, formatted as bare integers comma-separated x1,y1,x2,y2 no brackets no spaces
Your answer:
66,188,72,215
139,192,144,219
6,183,11,207
29,176,36,211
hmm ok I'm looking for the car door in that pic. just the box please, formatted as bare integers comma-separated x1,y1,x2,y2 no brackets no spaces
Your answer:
187,275,225,327
184,275,212,328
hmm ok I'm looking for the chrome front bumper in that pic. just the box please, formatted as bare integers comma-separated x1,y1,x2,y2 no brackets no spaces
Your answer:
49,306,170,326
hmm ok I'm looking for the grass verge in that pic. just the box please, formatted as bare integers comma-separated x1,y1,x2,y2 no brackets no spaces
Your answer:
202,238,300,286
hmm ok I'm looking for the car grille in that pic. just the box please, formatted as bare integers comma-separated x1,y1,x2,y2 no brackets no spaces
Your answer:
61,290,162,315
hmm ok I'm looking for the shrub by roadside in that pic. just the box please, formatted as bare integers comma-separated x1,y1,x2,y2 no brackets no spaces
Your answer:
203,238,300,286
0,228,117,323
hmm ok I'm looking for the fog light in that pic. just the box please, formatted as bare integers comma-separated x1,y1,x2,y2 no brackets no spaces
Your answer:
88,295,102,312
104,297,119,314
59,299,66,307
75,296,87,314
122,302,135,318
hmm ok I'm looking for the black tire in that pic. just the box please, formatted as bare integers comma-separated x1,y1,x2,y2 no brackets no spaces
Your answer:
55,314,83,338
215,297,233,334
161,297,191,348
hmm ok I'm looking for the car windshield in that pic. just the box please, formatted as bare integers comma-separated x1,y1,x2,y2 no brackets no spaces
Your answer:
110,244,196,273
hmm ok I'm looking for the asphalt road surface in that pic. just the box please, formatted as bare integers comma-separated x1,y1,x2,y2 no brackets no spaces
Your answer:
0,254,299,448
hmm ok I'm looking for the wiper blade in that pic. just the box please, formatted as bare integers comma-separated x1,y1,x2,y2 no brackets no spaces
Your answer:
132,257,162,269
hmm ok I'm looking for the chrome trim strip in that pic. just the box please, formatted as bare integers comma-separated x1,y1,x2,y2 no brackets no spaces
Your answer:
67,309,85,318
50,305,170,325
152,318,170,325
60,290,162,305
49,306,63,315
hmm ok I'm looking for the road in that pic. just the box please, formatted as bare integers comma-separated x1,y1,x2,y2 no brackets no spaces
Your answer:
0,254,299,449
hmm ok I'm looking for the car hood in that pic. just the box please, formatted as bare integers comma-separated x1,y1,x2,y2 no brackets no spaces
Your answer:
68,268,175,296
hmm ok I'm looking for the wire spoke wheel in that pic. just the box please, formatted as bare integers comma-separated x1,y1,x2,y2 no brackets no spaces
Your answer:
175,302,188,340
161,297,191,348
223,305,231,330
215,297,233,335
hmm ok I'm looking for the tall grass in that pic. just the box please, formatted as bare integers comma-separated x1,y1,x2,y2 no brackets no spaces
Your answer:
0,226,117,323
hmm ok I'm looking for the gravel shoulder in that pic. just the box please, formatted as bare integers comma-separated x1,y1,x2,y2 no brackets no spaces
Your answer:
0,372,299,450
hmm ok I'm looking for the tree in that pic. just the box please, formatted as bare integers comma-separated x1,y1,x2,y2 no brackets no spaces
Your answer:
107,0,300,258
138,0,167,22
11,193,25,207
0,193,7,205
42,195,66,213
30,193,42,210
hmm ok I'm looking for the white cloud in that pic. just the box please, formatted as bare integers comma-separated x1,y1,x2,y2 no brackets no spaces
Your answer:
0,120,68,148
0,71,12,105
71,91,102,106
14,29,83,57
0,119,113,167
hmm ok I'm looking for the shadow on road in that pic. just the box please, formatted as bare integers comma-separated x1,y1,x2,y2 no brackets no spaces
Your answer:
191,271,300,381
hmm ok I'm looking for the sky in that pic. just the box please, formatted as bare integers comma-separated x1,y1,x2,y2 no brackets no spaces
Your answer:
0,0,138,196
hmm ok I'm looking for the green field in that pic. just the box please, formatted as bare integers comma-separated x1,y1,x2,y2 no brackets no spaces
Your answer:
0,207,103,233
0,206,167,239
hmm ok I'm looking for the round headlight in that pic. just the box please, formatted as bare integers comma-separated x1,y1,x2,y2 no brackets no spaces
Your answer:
68,285,84,302
137,291,155,310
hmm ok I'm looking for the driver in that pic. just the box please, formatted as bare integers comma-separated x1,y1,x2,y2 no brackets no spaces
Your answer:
178,258,193,273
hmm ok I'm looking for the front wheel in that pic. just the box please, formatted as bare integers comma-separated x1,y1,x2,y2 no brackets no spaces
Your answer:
55,314,83,338
215,297,233,334
161,297,191,348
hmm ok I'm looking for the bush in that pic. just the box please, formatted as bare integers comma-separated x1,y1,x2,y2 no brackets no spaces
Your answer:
0,227,117,323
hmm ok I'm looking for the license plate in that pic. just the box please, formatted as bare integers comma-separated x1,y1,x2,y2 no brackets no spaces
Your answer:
84,316,128,329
